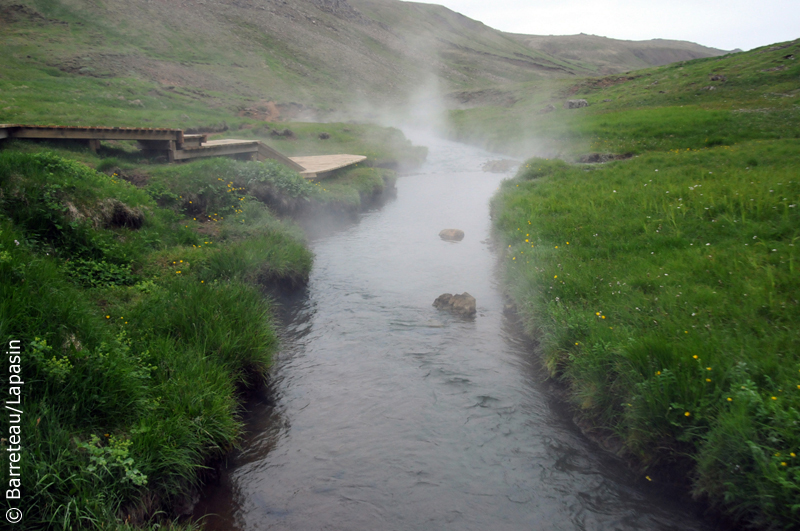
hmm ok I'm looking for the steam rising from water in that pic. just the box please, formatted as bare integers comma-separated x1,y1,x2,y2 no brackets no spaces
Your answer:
193,136,715,531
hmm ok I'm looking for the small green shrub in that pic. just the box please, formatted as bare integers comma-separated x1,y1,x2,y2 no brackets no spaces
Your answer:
64,258,136,287
147,157,315,221
76,434,148,487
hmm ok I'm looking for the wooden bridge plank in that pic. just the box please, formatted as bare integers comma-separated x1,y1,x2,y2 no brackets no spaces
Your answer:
171,139,260,161
289,154,367,177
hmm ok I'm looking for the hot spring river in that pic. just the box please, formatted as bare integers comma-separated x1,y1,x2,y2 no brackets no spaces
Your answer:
193,134,717,530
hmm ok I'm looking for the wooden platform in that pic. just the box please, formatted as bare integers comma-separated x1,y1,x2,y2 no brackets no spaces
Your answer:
0,124,365,178
289,154,367,178
172,139,260,161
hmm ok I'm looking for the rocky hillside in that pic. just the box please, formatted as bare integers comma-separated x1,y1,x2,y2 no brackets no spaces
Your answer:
509,33,732,75
0,0,728,123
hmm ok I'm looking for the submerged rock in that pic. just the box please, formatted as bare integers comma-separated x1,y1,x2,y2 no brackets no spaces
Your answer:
439,229,465,241
433,292,476,317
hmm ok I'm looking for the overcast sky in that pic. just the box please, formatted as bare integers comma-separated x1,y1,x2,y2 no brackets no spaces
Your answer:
426,0,799,51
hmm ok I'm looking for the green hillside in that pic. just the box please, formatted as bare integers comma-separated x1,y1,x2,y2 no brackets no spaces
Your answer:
448,39,799,155
0,0,726,128
510,33,731,75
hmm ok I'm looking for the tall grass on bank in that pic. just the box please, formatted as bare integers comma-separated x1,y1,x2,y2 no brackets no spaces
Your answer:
148,156,396,217
147,157,316,216
492,140,799,527
0,150,310,529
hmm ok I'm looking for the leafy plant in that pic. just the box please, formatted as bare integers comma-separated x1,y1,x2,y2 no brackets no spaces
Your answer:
64,258,136,287
76,434,148,487
30,337,73,384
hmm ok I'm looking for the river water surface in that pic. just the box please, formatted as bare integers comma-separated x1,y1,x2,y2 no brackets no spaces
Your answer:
193,134,716,531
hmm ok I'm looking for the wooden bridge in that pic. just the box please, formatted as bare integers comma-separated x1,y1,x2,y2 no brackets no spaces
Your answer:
0,124,366,179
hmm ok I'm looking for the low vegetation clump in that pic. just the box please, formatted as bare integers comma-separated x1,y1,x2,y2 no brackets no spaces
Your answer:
313,166,397,209
147,157,317,217
494,142,799,526
0,148,313,529
147,155,397,219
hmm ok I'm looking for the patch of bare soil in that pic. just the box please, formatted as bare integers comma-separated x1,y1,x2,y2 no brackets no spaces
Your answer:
446,89,518,109
0,2,69,26
566,75,639,95
237,101,320,122
577,152,634,163
99,198,144,229
104,167,149,187
184,123,229,134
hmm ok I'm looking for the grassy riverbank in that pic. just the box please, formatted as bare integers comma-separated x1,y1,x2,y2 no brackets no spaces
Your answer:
491,40,799,529
0,148,306,528
0,122,418,528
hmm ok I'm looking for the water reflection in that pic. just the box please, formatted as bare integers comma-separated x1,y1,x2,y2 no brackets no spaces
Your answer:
192,136,716,531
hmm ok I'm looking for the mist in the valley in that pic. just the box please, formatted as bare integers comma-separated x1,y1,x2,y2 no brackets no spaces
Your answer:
332,57,551,165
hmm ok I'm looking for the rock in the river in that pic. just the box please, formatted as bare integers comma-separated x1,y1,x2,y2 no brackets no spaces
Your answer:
564,99,588,109
439,229,465,241
433,292,477,317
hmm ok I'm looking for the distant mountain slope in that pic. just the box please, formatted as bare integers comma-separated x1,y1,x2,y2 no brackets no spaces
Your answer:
510,33,730,74
0,0,729,122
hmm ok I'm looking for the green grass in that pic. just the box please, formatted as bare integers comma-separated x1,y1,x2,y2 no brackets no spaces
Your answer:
0,54,240,130
486,38,800,530
0,148,313,529
493,141,800,527
309,166,397,210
